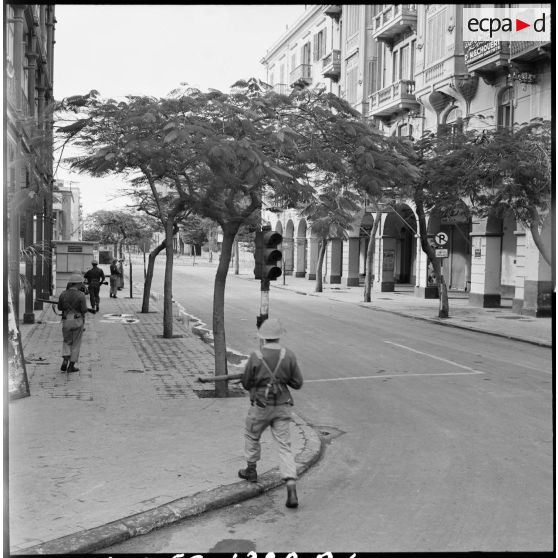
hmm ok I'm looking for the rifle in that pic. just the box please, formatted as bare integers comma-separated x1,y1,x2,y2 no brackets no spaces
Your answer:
36,298,97,314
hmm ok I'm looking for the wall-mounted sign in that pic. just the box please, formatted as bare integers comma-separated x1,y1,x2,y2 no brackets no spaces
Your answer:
67,245,83,253
474,248,482,258
383,250,395,271
464,41,502,64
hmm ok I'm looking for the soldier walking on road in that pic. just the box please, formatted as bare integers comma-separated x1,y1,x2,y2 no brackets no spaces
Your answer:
84,260,105,311
238,318,303,508
109,259,121,298
57,273,90,373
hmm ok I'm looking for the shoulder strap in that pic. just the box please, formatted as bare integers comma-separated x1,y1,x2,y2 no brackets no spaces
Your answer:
256,348,286,381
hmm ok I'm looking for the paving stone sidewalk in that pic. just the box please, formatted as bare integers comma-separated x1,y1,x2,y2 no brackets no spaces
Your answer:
9,289,320,555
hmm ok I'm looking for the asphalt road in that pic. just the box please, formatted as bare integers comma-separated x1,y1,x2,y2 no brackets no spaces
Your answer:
105,260,553,552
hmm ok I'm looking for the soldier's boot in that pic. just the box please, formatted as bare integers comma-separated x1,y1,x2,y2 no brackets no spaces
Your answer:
238,462,257,483
67,362,80,373
285,479,298,508
60,358,69,372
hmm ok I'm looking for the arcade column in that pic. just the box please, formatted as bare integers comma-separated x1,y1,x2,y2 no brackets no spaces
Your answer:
469,232,502,307
344,237,360,287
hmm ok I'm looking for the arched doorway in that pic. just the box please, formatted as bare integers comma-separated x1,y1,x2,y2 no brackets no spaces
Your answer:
382,204,417,285
428,203,471,292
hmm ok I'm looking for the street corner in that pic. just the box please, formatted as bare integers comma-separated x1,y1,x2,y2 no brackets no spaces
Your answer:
291,412,325,475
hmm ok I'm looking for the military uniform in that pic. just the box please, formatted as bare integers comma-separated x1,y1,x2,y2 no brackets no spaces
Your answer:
57,276,89,373
84,261,105,311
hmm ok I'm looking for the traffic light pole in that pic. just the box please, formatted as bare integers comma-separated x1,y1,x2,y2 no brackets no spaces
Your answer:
257,278,270,328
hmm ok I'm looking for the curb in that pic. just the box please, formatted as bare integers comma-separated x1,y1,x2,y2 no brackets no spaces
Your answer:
269,283,552,349
15,417,323,555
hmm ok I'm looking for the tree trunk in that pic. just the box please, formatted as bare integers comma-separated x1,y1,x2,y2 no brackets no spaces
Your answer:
528,207,551,267
315,238,327,293
163,220,175,338
414,191,449,318
363,211,381,302
213,225,237,397
141,238,166,313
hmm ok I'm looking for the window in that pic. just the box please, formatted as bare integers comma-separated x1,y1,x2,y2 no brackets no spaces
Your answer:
410,40,416,80
497,87,514,129
346,4,359,36
346,57,358,104
368,58,378,94
398,124,414,137
291,51,297,70
302,41,311,66
313,27,327,61
439,105,464,136
426,8,447,64
392,50,399,83
400,45,409,80
381,44,387,88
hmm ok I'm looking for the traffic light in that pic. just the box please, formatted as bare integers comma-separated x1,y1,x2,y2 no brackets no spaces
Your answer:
254,230,282,280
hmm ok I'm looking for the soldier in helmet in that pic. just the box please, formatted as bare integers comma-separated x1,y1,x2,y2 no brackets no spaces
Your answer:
238,318,304,508
84,260,105,312
57,273,90,373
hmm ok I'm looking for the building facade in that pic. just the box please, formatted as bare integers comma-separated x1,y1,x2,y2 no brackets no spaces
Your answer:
52,180,83,241
260,4,552,316
6,4,57,323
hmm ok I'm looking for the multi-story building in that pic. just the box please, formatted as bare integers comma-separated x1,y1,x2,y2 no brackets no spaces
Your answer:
5,4,57,323
52,180,83,241
260,4,552,317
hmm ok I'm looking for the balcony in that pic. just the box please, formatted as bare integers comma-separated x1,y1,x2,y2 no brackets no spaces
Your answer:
371,5,417,44
464,41,510,83
322,49,341,81
368,80,419,118
510,40,552,63
323,5,342,21
290,64,312,87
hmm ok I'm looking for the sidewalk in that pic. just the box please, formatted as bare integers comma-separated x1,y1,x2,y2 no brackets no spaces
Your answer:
9,271,553,554
9,286,321,555
263,275,553,348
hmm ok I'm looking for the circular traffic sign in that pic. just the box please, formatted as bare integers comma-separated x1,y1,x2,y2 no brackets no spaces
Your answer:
434,232,448,246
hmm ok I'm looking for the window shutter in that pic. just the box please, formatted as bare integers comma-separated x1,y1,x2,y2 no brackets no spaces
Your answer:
313,34,318,61
323,27,327,57
368,58,377,94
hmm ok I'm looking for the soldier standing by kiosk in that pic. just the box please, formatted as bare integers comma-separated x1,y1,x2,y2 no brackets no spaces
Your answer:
84,260,105,311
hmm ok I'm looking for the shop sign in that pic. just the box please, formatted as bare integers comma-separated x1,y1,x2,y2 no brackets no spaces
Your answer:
464,41,502,64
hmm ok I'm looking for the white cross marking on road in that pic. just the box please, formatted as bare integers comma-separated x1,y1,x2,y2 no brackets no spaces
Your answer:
384,340,485,373
305,370,482,383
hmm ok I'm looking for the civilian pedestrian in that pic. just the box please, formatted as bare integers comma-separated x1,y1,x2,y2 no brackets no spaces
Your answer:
238,318,303,508
57,273,89,373
109,259,121,298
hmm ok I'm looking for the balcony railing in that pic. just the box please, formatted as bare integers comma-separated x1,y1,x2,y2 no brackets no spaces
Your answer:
371,4,417,43
322,49,341,80
509,40,551,61
272,83,290,95
368,79,419,117
290,64,312,86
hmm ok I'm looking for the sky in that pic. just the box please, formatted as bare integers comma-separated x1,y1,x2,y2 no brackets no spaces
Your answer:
54,4,306,216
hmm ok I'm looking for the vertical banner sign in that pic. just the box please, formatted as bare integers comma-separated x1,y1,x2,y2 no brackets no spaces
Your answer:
8,283,31,400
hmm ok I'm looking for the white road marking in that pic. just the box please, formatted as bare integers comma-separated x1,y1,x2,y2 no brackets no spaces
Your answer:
384,340,485,373
305,371,482,383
